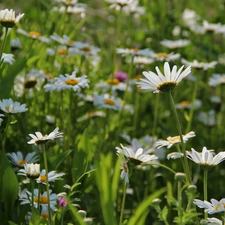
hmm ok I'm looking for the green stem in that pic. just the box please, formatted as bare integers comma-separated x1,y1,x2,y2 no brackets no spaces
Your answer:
119,182,127,225
38,183,41,213
168,90,191,184
1,115,10,153
31,179,35,220
203,169,208,219
42,144,51,222
177,180,183,225
0,27,9,69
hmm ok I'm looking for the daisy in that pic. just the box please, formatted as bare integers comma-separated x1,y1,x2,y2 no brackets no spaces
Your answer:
24,163,40,179
155,131,196,149
175,99,202,109
0,114,4,126
149,52,180,61
136,61,191,93
186,147,225,169
105,0,135,11
44,71,89,93
117,47,153,57
1,53,15,64
6,151,39,167
181,58,217,70
54,0,78,5
182,8,199,28
10,38,21,50
167,152,184,160
116,144,158,166
120,160,129,183
50,33,75,47
160,39,190,49
0,98,28,114
122,0,145,18
17,28,51,43
193,198,225,214
27,127,63,145
133,56,155,65
202,20,221,33
77,111,106,122
20,188,58,210
209,74,225,86
198,110,217,126
36,170,65,185
93,93,122,110
0,9,24,28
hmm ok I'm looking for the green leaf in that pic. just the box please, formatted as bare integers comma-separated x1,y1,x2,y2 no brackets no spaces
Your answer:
127,187,166,225
8,222,18,225
2,167,19,220
49,149,72,169
0,57,27,98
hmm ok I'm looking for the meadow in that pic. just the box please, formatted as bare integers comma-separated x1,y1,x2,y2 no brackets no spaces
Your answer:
0,0,225,224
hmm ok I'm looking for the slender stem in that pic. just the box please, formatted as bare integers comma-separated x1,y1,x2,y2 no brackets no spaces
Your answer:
1,115,10,153
151,94,159,146
168,90,191,184
42,144,51,222
177,180,183,225
203,169,208,219
38,183,41,213
31,180,35,220
119,182,127,225
0,27,9,69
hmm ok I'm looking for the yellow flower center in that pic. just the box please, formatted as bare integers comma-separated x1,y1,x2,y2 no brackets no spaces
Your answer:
168,136,180,144
130,48,139,53
157,53,169,58
214,203,225,211
57,49,68,55
29,31,41,38
41,214,49,220
104,99,115,105
5,106,14,112
18,160,27,165
157,81,177,92
65,79,79,85
34,196,48,204
67,40,74,45
107,78,120,85
133,74,144,80
180,101,191,107
66,0,72,2
40,175,46,182
79,46,91,52
43,72,54,79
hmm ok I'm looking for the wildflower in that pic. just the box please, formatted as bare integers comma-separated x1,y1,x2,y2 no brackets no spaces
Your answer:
116,144,158,166
155,131,196,149
149,52,180,61
209,74,225,87
36,170,65,185
105,0,135,11
93,93,121,110
175,99,202,109
27,127,63,145
44,72,89,93
193,198,225,214
50,33,75,47
1,53,15,64
77,111,106,122
24,163,40,179
114,71,127,82
7,151,39,167
54,0,78,5
186,147,225,169
20,188,57,210
133,56,154,65
182,8,199,27
0,9,24,28
167,152,184,160
0,98,28,114
0,114,4,126
198,110,217,126
10,38,21,50
160,39,190,49
58,196,67,207
136,62,191,93
202,20,221,33
181,58,217,70
207,218,222,225
122,0,145,18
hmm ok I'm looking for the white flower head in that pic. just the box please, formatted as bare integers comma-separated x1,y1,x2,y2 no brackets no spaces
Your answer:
24,163,40,179
186,147,225,169
193,198,225,214
36,169,65,185
0,9,24,28
1,53,15,64
116,144,158,166
0,98,28,114
120,160,129,183
27,127,63,145
207,217,222,225
136,62,191,93
167,152,184,160
155,131,196,149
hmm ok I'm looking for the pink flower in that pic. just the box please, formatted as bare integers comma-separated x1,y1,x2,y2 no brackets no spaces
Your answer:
114,71,127,82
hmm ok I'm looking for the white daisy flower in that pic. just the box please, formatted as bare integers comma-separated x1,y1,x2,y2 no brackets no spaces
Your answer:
186,147,225,169
0,114,4,126
20,188,57,210
93,93,122,110
149,52,180,61
54,0,78,5
175,99,202,109
27,127,63,145
0,9,24,28
160,39,190,49
105,0,135,11
136,62,191,93
116,144,158,166
193,198,225,214
50,33,75,47
181,58,217,70
120,160,129,183
167,152,184,160
1,53,15,64
209,74,225,87
24,163,40,179
6,151,39,167
0,98,28,114
198,110,217,126
36,169,65,185
155,131,196,149
10,38,21,50
202,20,221,33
